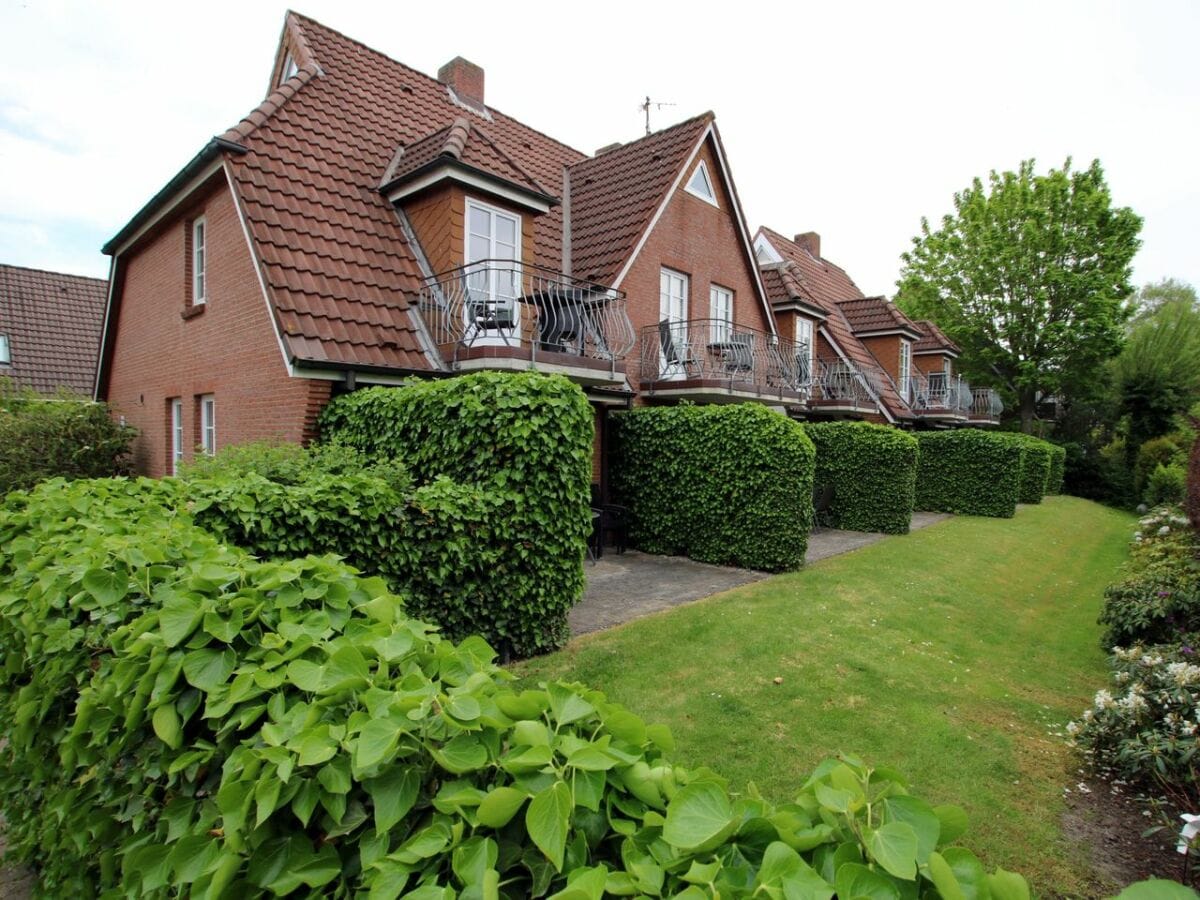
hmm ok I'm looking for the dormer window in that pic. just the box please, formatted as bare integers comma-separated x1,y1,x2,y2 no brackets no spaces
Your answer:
684,160,718,207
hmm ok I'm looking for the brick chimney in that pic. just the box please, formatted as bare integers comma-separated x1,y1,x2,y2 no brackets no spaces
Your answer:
795,231,821,258
438,57,485,110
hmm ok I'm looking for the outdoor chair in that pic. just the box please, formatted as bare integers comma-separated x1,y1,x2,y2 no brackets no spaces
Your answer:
721,332,754,374
658,320,696,374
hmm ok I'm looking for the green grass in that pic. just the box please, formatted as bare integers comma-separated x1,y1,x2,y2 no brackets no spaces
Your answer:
515,496,1135,896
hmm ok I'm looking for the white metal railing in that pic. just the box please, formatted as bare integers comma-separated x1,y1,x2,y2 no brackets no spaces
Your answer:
970,387,1003,418
418,260,635,373
812,357,882,407
639,319,809,396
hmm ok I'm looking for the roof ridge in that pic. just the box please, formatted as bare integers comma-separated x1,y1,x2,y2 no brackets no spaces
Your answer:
287,11,588,161
221,61,317,143
0,262,107,284
568,111,713,172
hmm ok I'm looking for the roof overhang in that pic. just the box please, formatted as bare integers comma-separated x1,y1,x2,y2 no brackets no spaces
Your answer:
771,299,828,321
381,159,557,214
102,137,248,257
913,346,960,359
854,326,924,341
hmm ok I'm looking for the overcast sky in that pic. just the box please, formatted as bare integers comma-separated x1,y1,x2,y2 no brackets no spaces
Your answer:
2,0,1197,298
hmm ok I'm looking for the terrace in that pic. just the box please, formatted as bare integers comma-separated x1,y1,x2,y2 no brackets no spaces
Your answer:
808,357,884,415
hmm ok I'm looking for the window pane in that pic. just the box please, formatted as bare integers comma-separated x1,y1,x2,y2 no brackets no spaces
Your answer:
496,215,517,246
468,234,490,263
469,205,490,236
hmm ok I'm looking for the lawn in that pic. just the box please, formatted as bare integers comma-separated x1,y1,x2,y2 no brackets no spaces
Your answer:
515,496,1135,896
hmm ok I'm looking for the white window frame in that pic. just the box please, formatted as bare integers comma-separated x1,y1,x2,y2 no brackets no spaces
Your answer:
709,285,733,341
192,217,207,305
463,198,521,344
794,317,814,382
943,357,952,377
684,159,718,207
0,334,9,365
899,340,913,398
658,268,690,378
170,398,183,474
200,394,216,456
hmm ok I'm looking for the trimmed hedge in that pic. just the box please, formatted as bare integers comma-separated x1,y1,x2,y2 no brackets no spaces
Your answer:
612,404,814,571
803,421,918,534
0,476,1029,898
914,430,1023,517
318,372,594,657
1045,442,1067,495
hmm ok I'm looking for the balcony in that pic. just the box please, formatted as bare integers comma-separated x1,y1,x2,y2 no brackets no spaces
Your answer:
638,319,807,404
808,358,883,415
903,372,971,422
968,387,1003,425
418,261,635,386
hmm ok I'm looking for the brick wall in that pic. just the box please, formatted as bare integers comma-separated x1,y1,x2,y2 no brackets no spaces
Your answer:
859,334,902,383
914,353,952,377
104,174,331,477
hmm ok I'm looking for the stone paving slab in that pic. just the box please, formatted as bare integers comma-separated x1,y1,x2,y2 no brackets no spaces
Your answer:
570,512,952,637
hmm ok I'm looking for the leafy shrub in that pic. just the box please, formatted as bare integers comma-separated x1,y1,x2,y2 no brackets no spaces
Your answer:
319,372,595,657
1045,442,1067,495
1145,462,1187,507
0,380,136,493
992,433,1053,504
802,421,917,534
1098,506,1200,647
1134,435,1184,496
1099,436,1135,506
0,477,1027,898
913,430,1023,517
1069,643,1200,811
612,404,815,571
181,440,411,491
1061,440,1114,501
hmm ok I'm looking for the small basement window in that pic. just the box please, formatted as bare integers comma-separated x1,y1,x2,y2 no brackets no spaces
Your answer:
684,160,718,206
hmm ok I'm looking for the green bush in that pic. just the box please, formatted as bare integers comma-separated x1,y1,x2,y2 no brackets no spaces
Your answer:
1133,435,1184,496
913,430,1023,517
1045,443,1067,495
612,404,815,571
0,380,137,493
1145,462,1187,507
991,433,1053,504
318,372,594,657
181,440,411,491
803,421,917,534
0,476,1027,898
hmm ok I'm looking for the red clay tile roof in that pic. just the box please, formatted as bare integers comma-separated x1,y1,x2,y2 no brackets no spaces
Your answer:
568,113,713,285
756,228,913,421
913,319,961,355
759,262,827,319
0,263,106,395
381,117,553,199
214,12,587,372
836,296,922,337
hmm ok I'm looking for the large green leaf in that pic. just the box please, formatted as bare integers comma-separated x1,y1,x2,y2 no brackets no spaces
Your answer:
939,847,988,900
662,781,736,852
151,703,182,750
365,767,421,833
881,796,940,863
526,781,573,871
866,822,918,880
159,595,203,647
182,648,236,692
433,734,488,774
477,786,528,828
985,868,1030,900
82,568,128,606
1115,880,1200,899
926,852,966,900
354,718,401,771
834,862,901,900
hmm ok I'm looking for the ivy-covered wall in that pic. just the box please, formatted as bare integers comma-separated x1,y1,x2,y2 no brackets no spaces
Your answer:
612,404,815,571
914,431,1024,518
803,422,918,534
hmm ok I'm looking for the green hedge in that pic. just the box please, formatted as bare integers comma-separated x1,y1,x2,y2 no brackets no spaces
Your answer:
803,421,918,534
1046,443,1067,495
914,430,1023,517
612,404,814,571
993,434,1052,504
318,372,594,657
0,476,1027,898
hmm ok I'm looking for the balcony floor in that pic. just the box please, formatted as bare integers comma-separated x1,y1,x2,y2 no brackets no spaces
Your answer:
639,376,805,405
451,344,627,387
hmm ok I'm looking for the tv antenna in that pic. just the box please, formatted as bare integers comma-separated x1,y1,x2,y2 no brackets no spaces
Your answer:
640,96,676,135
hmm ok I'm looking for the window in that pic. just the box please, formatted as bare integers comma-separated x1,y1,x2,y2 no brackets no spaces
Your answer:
659,268,688,323
943,358,952,377
899,340,913,398
464,199,521,340
192,217,207,305
658,269,690,376
169,398,183,475
710,285,732,340
0,334,9,365
684,160,718,206
794,317,814,383
199,394,216,455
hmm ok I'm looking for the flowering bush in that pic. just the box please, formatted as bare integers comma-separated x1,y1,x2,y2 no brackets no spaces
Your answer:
1068,644,1200,809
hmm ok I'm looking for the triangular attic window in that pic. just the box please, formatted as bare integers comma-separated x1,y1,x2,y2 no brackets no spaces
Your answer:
684,160,718,206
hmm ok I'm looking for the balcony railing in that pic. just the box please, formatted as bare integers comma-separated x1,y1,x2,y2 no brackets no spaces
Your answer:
810,357,883,409
639,319,808,399
969,387,1004,420
418,260,635,376
902,371,973,417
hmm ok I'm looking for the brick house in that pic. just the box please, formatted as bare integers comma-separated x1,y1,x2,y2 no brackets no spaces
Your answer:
0,263,107,396
753,228,1001,427
97,13,795,488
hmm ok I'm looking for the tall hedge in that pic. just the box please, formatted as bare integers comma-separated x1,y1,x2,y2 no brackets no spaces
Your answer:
612,404,814,571
1045,443,1067,495
994,433,1053,504
914,430,1023,517
318,372,594,657
803,421,918,534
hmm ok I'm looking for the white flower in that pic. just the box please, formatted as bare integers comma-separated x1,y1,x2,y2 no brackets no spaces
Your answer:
1066,720,1081,736
1179,814,1200,854
1167,662,1200,686
1159,525,1172,536
1094,690,1115,710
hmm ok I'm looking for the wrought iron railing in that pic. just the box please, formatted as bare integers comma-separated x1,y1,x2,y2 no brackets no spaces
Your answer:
811,357,883,407
903,371,973,415
639,319,808,395
970,387,1003,418
418,260,635,372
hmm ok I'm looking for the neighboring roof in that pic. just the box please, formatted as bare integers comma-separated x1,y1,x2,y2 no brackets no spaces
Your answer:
836,296,922,338
913,319,961,355
759,262,827,320
568,113,713,285
380,116,555,203
0,263,107,395
756,228,913,421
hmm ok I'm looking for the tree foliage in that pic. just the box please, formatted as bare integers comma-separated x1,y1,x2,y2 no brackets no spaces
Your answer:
896,158,1142,431
1129,277,1198,326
